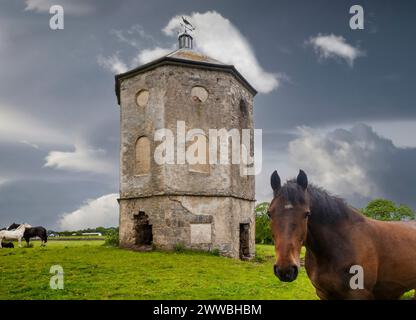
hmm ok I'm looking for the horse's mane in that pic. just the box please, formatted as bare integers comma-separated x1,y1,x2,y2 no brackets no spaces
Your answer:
7,223,31,231
277,179,357,224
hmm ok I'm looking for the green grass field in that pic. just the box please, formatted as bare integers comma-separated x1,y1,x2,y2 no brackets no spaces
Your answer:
1,241,414,300
0,241,317,300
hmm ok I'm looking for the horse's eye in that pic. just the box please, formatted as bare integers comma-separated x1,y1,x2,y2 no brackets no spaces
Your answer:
305,211,311,218
267,212,272,220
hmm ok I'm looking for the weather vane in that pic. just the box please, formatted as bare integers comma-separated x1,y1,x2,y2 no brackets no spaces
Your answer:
180,16,195,34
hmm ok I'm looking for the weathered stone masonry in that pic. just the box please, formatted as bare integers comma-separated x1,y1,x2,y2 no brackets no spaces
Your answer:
115,33,257,259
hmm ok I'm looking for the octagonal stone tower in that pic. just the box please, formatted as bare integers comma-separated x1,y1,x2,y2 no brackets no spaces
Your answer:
115,31,257,259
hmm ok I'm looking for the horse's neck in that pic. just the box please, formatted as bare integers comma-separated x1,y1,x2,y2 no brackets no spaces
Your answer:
305,222,340,259
305,207,362,260
15,226,25,234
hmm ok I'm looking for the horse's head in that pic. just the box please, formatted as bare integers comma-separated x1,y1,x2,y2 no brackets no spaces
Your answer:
7,223,20,230
269,170,310,282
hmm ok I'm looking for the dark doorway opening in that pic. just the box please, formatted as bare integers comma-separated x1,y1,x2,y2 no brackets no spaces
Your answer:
134,211,153,247
239,223,250,260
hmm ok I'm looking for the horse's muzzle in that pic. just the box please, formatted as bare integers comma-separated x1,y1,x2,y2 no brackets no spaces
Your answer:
274,265,298,282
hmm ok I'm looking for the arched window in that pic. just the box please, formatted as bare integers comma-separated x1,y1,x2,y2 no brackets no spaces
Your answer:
135,136,151,175
239,99,247,116
188,134,210,174
136,89,149,107
191,86,209,103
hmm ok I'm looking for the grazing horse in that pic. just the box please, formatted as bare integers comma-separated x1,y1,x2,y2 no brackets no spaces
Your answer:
0,224,29,248
268,169,416,300
8,223,48,247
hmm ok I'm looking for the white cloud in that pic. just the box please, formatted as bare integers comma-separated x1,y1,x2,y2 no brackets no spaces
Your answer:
58,193,119,230
0,104,71,145
113,11,280,93
44,142,114,174
293,119,416,149
288,126,377,198
163,11,281,93
25,0,95,15
133,47,173,65
285,123,416,210
307,33,365,66
97,54,128,74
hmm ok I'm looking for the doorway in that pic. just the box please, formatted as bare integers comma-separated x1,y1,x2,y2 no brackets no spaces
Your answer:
134,211,153,246
239,223,250,259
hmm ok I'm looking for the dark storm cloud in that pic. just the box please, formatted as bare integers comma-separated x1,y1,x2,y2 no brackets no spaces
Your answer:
255,131,297,203
0,179,115,229
252,0,416,130
20,0,124,16
0,141,118,229
0,1,129,227
288,124,416,209
0,141,117,182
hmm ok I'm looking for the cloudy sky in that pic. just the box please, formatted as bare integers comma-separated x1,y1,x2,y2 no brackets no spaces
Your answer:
0,0,415,230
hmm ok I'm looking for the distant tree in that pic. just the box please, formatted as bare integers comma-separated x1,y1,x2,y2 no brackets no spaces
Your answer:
361,199,415,221
255,202,273,244
96,227,107,235
54,226,118,237
104,227,119,247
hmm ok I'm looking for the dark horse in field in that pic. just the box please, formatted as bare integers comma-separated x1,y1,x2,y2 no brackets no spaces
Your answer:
8,223,48,247
268,170,416,300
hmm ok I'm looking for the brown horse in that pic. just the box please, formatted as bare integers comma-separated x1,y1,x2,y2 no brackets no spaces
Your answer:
268,169,416,299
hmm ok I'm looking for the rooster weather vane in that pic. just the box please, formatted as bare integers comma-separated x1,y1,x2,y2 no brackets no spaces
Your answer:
180,16,195,34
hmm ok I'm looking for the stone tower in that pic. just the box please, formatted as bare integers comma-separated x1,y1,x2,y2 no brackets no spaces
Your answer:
115,30,257,259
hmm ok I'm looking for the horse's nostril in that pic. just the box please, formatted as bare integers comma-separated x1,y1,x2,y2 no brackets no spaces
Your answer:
273,265,279,277
291,266,298,279
275,265,298,282
284,266,297,278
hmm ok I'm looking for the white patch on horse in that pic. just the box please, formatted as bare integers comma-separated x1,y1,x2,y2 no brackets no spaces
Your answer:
284,204,294,210
0,224,28,248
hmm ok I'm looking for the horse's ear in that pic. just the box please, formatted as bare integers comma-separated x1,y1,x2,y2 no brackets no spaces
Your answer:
270,170,281,193
297,169,308,190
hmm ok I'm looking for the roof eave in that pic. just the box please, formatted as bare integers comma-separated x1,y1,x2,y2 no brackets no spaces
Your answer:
114,57,257,105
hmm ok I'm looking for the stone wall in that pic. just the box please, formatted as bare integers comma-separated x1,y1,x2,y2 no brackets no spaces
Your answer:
119,65,255,201
119,195,255,259
118,62,256,259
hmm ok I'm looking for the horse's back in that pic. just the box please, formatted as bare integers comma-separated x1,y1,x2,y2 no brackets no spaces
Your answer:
25,226,48,241
374,219,416,235
369,219,416,293
405,220,416,229
371,219,416,250
0,229,23,240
